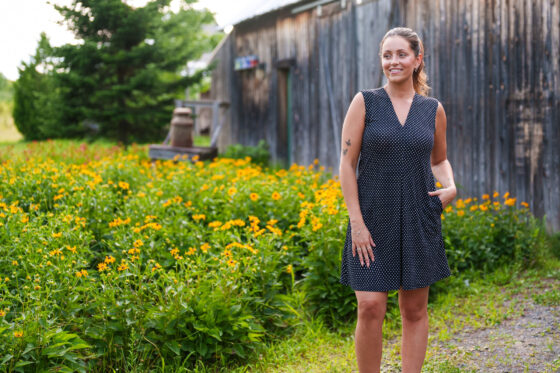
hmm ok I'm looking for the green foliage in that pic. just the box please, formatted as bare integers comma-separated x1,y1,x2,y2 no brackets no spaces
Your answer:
13,0,221,144
12,33,67,140
0,73,12,102
0,140,553,370
442,197,546,274
219,139,271,167
52,0,219,145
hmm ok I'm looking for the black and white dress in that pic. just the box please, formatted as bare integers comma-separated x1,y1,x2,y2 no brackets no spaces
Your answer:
339,87,452,291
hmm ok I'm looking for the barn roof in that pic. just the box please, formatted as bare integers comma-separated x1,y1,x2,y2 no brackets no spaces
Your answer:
219,0,304,27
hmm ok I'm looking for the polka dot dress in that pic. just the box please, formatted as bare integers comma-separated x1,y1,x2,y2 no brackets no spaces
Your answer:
339,87,452,292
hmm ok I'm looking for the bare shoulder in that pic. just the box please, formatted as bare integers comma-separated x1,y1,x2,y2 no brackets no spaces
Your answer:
435,99,446,116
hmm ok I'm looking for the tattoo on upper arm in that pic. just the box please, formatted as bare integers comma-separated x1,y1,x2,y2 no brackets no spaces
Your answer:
342,138,351,156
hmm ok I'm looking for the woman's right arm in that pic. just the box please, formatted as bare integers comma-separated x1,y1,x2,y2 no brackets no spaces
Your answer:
339,92,366,228
338,92,376,266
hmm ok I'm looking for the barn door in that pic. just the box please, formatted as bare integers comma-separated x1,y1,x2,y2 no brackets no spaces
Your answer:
277,65,293,167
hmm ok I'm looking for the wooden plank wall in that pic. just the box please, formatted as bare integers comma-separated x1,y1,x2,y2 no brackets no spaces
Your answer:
209,0,560,233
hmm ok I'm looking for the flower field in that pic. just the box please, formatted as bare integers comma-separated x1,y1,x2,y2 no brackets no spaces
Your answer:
0,140,543,372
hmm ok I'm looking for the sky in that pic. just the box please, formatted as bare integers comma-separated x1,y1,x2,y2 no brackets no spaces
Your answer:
0,0,255,81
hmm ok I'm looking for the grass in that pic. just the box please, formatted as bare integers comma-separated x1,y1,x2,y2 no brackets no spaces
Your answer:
1,137,557,372
0,115,22,143
170,256,559,372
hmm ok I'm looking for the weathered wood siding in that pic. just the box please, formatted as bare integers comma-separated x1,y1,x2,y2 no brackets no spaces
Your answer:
210,0,560,233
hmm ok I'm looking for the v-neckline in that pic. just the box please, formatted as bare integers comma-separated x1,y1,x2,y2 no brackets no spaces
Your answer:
381,87,418,128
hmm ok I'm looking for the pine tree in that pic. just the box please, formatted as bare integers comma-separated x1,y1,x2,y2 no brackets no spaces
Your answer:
51,0,220,145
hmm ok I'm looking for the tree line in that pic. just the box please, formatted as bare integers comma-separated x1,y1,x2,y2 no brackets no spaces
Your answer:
13,0,221,145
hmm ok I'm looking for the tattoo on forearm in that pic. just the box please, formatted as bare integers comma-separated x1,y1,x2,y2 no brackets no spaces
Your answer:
343,138,351,156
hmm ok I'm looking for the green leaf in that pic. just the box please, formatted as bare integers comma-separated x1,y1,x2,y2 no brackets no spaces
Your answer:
164,340,181,356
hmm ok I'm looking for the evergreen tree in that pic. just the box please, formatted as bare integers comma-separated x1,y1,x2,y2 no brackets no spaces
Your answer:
51,0,220,145
13,33,64,140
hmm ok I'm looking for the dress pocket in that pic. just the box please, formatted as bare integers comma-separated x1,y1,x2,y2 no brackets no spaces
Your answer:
431,194,443,214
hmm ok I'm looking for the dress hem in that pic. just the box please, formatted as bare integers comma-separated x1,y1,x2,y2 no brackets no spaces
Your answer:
339,272,451,292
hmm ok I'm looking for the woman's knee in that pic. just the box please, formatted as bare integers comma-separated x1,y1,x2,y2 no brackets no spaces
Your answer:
399,287,429,322
356,296,387,321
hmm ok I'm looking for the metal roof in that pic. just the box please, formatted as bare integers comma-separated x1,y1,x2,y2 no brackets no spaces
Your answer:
219,0,304,27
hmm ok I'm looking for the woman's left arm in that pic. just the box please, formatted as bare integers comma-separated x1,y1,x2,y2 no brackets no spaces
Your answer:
428,101,457,209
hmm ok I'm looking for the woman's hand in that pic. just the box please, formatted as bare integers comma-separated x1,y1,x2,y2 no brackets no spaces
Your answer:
428,185,457,210
351,222,376,267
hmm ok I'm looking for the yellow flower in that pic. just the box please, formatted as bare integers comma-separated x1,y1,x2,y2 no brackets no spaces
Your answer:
152,263,162,272
505,197,516,206
503,191,510,199
97,262,108,271
118,181,130,190
457,210,465,217
49,248,62,256
200,243,210,253
271,192,281,200
104,255,116,264
208,221,222,228
0,310,5,317
117,262,129,271
21,215,29,224
482,194,490,200
134,239,143,248
286,264,293,274
222,249,232,258
52,232,62,238
227,258,238,267
436,181,442,188
521,201,529,208
11,260,17,266
228,187,237,196
250,193,259,201
493,191,499,198
479,204,488,211
14,331,23,338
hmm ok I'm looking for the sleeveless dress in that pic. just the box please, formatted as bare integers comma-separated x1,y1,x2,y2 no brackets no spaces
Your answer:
339,87,452,291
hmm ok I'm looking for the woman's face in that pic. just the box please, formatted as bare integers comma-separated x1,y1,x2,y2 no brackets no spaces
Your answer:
381,36,421,83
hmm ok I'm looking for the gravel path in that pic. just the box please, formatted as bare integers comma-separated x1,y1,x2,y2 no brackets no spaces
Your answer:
379,278,560,372
431,278,560,372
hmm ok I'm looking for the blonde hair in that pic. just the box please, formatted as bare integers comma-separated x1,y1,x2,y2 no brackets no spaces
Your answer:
378,27,431,96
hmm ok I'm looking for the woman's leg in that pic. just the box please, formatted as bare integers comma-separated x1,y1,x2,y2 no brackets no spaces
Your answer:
398,285,430,373
354,290,388,373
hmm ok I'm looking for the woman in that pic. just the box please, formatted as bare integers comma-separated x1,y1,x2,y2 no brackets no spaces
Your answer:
338,27,457,373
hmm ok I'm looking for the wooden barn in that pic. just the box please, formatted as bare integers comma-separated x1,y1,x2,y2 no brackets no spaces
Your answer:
208,0,560,233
